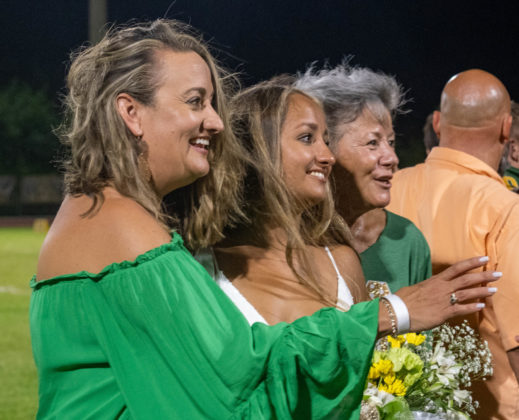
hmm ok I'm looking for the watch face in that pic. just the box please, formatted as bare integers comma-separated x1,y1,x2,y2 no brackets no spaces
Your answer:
366,280,391,300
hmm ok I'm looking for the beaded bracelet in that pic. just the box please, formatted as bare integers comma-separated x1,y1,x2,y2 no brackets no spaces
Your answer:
381,297,398,338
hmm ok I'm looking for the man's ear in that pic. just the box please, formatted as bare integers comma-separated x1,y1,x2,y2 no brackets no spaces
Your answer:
501,114,513,144
432,111,441,139
116,93,143,137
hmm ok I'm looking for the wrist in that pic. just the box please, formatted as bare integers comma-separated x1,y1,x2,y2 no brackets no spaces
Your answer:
383,294,410,334
377,299,394,338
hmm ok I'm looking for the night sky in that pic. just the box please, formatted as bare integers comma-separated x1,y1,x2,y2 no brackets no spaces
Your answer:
2,0,519,165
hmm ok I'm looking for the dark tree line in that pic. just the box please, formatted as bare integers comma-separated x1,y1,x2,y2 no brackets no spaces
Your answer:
0,80,61,175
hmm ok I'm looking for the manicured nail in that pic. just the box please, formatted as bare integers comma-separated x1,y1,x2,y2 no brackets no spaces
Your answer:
476,303,485,309
492,272,502,278
479,256,489,263
488,287,498,293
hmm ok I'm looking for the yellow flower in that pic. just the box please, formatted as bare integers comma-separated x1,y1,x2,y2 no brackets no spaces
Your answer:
368,365,380,380
387,335,405,348
368,359,394,380
379,374,407,397
375,359,394,375
405,333,426,346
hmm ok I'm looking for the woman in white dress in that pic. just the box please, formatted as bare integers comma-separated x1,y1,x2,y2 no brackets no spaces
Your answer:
191,76,368,325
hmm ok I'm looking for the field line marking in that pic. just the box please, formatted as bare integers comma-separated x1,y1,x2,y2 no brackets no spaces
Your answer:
0,286,30,295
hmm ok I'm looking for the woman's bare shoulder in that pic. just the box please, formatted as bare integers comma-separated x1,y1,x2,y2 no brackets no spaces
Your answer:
37,190,171,280
329,244,361,263
328,245,365,278
329,244,368,302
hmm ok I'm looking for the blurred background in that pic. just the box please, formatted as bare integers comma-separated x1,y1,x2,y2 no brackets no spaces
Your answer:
0,1,518,418
1,0,519,218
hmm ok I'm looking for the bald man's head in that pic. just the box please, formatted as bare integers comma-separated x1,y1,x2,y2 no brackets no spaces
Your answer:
440,69,511,128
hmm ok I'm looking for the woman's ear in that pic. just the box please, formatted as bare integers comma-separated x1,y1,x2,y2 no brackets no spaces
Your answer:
116,93,143,137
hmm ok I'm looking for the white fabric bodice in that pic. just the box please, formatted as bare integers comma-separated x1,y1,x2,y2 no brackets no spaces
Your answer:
196,247,354,326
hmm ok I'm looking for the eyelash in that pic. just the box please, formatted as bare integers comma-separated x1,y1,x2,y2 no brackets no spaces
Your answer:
367,139,396,148
187,96,203,107
298,134,313,144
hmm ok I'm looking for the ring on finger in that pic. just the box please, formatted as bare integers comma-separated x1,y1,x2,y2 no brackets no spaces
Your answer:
450,293,458,305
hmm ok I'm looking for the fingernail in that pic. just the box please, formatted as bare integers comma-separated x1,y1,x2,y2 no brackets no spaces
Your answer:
476,303,485,309
488,287,498,293
479,256,489,262
492,272,502,278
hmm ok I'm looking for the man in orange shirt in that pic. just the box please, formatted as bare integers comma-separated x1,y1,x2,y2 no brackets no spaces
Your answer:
388,69,519,419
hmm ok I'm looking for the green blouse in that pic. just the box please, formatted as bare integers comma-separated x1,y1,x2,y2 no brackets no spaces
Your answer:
30,233,378,419
361,210,432,293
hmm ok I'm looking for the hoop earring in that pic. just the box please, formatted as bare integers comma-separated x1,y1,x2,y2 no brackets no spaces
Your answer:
137,136,152,183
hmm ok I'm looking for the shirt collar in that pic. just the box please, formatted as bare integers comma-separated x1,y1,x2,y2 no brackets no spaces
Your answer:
426,147,503,183
504,165,519,177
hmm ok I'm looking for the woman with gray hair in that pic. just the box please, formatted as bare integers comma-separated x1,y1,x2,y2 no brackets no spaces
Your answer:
296,63,432,295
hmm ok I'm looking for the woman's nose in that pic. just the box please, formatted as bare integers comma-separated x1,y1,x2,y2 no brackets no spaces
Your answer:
380,142,399,168
316,142,336,166
204,105,224,134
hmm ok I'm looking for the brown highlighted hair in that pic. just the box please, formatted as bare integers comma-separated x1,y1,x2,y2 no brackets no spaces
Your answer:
60,19,244,240
215,76,362,305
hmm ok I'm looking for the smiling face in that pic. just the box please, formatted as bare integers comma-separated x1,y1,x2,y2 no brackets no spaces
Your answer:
333,106,398,211
281,93,335,205
136,49,224,196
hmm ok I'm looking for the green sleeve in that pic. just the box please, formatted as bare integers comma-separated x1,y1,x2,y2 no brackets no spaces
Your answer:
419,238,432,283
43,241,378,419
405,217,432,285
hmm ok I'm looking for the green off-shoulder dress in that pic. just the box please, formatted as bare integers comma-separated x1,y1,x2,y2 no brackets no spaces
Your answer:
30,233,378,419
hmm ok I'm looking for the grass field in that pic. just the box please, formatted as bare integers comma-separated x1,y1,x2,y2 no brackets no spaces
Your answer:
0,227,46,419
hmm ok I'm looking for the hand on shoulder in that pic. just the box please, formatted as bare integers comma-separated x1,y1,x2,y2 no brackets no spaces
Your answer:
37,188,171,280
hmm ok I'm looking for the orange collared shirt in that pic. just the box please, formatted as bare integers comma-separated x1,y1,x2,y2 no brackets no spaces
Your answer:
388,147,519,420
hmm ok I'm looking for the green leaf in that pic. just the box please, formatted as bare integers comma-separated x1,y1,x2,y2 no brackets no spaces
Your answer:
379,398,414,420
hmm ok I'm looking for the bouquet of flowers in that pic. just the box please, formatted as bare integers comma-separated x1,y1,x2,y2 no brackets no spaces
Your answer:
361,321,493,420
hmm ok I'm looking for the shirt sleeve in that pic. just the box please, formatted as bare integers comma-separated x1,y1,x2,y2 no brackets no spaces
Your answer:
81,247,378,419
491,205,519,352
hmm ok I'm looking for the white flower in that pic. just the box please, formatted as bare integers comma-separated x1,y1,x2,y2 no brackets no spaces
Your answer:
364,382,395,407
453,390,470,405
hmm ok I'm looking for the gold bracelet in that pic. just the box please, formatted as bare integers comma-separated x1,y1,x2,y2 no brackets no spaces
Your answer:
381,297,398,338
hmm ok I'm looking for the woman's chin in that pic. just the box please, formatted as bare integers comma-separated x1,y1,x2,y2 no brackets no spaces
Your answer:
365,194,391,210
189,161,211,180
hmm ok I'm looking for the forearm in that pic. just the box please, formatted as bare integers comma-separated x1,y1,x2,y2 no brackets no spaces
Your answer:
507,347,519,383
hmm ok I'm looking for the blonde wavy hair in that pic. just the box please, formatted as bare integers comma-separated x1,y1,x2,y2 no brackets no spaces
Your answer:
217,77,363,305
60,19,244,239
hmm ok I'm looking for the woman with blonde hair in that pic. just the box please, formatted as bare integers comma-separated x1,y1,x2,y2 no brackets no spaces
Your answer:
195,77,368,324
31,19,498,419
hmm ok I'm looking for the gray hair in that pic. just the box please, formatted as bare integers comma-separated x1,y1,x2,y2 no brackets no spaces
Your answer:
295,61,406,146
